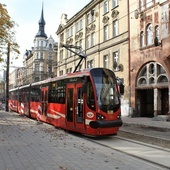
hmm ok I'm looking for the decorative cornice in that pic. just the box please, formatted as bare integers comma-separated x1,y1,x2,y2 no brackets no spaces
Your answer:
75,32,83,41
86,24,96,34
102,16,109,23
111,10,119,19
66,38,73,44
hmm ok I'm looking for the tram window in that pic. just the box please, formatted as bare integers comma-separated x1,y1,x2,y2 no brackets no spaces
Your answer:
87,81,95,111
30,87,41,102
49,81,66,104
14,91,18,100
77,87,83,123
24,91,29,102
67,88,73,122
49,89,65,104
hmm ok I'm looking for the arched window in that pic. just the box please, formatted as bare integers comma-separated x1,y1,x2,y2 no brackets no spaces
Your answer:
137,62,168,87
140,31,145,47
146,24,153,45
49,43,52,48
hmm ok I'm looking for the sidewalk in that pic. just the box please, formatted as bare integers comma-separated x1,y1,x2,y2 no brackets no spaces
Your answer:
121,116,170,130
119,116,170,148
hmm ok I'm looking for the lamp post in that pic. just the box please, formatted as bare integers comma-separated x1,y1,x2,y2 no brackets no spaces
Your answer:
5,43,10,112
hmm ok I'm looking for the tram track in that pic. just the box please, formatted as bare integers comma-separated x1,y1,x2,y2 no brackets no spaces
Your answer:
19,114,170,169
83,135,170,169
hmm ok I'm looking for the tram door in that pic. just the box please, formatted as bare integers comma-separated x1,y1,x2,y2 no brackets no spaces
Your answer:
66,83,85,130
41,87,48,116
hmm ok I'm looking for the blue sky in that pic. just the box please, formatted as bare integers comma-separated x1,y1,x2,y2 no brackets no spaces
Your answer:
1,0,91,67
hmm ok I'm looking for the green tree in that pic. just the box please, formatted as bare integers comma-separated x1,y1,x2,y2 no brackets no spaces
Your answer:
0,3,20,62
0,3,20,111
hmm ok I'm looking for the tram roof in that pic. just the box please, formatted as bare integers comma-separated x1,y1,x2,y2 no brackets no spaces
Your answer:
31,68,92,86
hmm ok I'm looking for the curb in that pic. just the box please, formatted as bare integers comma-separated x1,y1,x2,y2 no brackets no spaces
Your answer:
122,122,170,132
118,129,170,149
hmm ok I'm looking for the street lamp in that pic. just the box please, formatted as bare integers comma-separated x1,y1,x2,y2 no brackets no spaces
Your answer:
5,43,10,111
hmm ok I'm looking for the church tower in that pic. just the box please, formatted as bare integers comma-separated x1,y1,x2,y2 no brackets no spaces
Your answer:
35,4,47,38
23,4,57,84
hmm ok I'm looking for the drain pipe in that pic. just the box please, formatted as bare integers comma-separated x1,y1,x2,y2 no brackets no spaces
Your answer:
127,0,132,116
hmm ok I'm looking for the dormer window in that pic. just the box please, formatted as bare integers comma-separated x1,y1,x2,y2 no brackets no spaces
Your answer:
49,43,52,48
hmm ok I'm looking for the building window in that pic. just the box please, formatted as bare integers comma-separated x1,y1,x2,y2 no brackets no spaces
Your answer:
87,60,94,68
91,10,95,22
75,41,79,53
87,13,90,25
103,55,109,68
36,52,39,59
35,64,40,72
49,43,52,48
66,68,72,73
91,32,95,46
79,39,82,48
86,35,90,49
113,51,119,70
59,70,63,76
87,11,95,25
104,1,109,14
80,19,83,30
60,50,63,61
40,52,43,59
79,64,82,71
47,66,52,74
67,26,73,38
113,20,118,37
146,23,153,45
112,0,118,8
48,55,52,61
155,25,159,40
139,0,145,11
104,25,108,41
146,0,153,8
140,31,145,47
67,50,72,58
76,20,83,33
41,41,43,47
60,33,64,42
76,22,79,33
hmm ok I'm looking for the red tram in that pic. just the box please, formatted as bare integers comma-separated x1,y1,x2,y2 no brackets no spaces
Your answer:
9,68,123,136
9,45,123,136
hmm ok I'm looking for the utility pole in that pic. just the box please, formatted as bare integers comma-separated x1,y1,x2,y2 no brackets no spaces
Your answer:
5,43,10,112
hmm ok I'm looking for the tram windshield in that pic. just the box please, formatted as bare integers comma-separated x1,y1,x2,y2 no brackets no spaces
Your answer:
91,68,120,113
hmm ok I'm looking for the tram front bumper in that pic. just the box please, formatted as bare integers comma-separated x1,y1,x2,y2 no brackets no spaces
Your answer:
89,119,123,129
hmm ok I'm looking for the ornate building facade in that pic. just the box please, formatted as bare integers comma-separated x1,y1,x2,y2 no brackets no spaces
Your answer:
130,0,170,119
56,0,170,118
22,6,57,84
56,0,130,116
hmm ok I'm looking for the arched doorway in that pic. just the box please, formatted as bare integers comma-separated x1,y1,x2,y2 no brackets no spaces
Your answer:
136,62,169,117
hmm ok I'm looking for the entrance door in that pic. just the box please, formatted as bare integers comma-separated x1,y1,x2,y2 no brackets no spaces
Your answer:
41,87,48,116
137,89,154,117
161,88,168,115
66,83,85,131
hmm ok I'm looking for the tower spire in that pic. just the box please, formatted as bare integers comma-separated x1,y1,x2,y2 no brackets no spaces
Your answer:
35,3,47,38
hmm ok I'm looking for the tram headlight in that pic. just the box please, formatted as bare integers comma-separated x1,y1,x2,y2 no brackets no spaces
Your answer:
97,113,106,120
117,114,121,119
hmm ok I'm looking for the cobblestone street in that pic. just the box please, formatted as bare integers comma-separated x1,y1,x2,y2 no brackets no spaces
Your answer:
1,111,169,170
